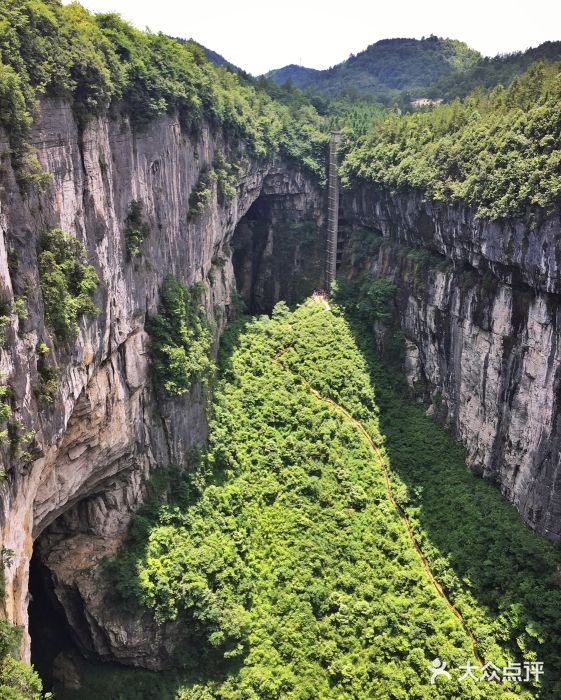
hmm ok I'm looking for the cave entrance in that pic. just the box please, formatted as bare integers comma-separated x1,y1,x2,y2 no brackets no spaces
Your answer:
231,185,325,315
28,534,82,694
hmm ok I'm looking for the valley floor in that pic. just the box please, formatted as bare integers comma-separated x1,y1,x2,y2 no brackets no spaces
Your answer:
59,298,561,699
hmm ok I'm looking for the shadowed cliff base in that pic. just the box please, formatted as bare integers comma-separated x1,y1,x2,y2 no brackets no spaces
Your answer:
333,283,561,697
232,174,325,314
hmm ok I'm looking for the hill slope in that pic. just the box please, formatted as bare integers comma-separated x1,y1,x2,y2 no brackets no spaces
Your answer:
428,40,561,100
267,36,480,102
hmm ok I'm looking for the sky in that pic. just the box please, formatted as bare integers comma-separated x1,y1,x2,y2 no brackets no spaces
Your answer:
68,0,561,75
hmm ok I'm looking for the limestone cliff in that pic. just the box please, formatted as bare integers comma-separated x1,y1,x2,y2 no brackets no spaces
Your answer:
341,185,561,541
3,93,561,677
0,98,324,664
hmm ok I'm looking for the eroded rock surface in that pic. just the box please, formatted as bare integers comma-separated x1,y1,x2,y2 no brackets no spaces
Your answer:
341,214,561,541
0,99,324,663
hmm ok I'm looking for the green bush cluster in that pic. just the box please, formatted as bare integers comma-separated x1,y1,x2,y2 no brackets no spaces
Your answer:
187,154,242,220
124,200,149,257
32,342,57,405
342,275,398,323
37,227,99,342
0,0,328,185
187,168,216,221
0,381,11,444
341,60,561,219
147,275,214,397
213,152,240,205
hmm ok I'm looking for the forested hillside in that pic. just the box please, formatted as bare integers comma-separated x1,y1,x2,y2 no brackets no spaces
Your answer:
58,298,561,700
340,59,561,218
267,36,480,103
427,40,561,100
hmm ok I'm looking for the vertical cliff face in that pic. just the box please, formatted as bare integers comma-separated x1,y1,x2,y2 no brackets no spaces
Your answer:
233,170,326,313
3,93,561,676
0,99,324,664
342,186,561,541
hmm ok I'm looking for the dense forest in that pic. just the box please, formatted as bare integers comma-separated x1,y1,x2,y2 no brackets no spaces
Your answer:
340,59,561,218
267,37,480,103
54,297,561,700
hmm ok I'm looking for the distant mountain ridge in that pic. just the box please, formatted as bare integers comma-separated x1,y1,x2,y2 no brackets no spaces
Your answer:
266,36,480,102
266,36,561,105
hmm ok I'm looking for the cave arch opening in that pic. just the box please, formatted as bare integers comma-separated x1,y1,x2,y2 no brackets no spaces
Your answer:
27,473,140,695
28,514,88,695
231,181,326,315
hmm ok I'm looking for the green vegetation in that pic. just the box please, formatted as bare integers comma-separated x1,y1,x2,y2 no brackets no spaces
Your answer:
187,153,240,220
345,276,398,323
147,275,214,397
428,40,561,101
0,379,11,443
0,654,44,700
341,60,561,218
213,152,240,205
187,168,215,221
124,200,149,258
325,99,388,137
336,280,561,698
33,342,57,405
267,37,480,104
0,375,34,457
88,298,561,698
0,0,327,186
12,296,28,324
37,227,99,341
0,302,10,347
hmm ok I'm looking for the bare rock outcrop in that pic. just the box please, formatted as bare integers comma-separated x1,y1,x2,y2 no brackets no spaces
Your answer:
0,98,324,663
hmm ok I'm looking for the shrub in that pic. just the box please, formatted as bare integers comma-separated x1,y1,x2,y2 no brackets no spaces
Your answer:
0,655,44,700
147,275,214,396
213,152,239,205
33,354,57,405
124,200,149,257
346,275,397,323
37,228,99,341
187,168,216,220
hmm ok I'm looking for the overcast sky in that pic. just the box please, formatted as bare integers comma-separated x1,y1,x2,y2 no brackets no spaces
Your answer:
68,0,561,75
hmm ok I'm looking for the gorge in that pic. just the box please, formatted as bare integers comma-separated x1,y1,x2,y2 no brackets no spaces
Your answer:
1,4,561,698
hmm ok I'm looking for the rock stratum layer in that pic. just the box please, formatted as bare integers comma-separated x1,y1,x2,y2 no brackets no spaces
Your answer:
342,186,561,541
0,99,324,665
